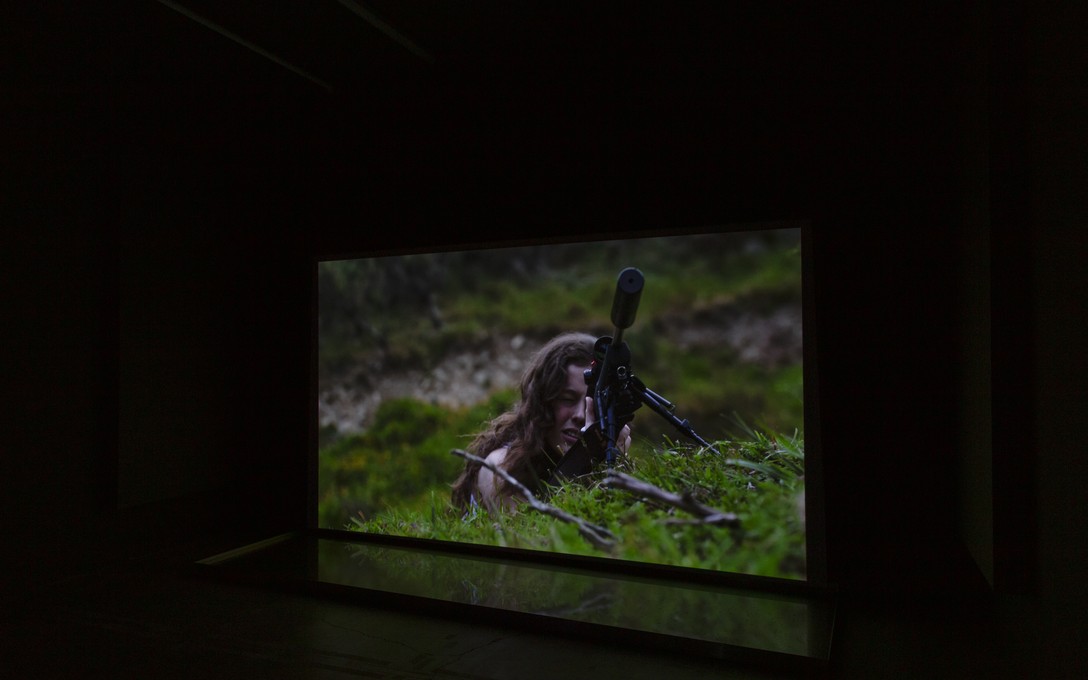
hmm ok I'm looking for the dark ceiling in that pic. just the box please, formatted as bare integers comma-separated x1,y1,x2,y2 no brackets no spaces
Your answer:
8,1,980,245
98,1,850,235
141,1,828,106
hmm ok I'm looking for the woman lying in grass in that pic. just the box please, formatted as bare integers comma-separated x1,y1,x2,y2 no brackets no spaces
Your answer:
451,332,632,513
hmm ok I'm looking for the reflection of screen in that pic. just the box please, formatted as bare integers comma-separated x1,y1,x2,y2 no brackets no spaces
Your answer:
317,539,830,659
314,223,810,581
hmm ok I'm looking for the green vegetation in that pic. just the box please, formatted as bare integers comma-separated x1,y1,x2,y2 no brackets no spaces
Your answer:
318,391,514,528
317,230,802,381
348,428,806,580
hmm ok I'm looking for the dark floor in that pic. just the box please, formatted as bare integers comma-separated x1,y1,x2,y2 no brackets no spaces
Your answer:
3,505,1079,680
7,560,806,679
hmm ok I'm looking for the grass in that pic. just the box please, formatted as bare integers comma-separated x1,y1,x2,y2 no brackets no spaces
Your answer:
317,391,515,528
348,427,806,580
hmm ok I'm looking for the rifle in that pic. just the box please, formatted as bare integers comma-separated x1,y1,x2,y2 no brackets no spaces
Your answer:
580,267,722,469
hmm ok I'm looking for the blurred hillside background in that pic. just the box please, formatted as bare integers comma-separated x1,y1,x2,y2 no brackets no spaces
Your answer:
316,225,804,528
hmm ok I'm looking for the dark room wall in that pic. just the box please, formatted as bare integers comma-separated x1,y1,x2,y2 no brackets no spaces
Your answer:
4,10,1085,669
0,0,957,583
1020,0,1088,631
3,3,318,590
109,13,317,517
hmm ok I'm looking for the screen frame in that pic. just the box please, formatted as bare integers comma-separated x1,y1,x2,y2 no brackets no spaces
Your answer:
306,220,826,594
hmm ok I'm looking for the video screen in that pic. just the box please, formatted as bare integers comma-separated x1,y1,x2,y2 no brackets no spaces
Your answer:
315,224,808,580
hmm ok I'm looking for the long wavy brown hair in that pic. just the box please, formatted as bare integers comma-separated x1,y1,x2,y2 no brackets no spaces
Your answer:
451,332,596,509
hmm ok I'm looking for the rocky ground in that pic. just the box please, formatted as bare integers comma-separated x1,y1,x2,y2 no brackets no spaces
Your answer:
318,304,802,436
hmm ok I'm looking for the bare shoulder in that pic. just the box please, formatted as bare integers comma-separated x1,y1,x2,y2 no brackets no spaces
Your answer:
475,447,509,500
484,447,509,467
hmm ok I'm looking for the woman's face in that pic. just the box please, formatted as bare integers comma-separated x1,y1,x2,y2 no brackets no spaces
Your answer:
546,363,590,454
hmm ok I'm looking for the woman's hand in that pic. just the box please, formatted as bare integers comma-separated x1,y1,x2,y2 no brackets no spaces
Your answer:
584,396,633,455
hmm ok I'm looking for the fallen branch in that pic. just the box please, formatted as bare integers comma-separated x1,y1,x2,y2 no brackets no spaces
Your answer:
601,471,741,528
451,449,616,550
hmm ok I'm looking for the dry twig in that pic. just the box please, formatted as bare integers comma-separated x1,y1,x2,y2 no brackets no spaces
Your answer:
451,449,616,550
601,471,741,528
